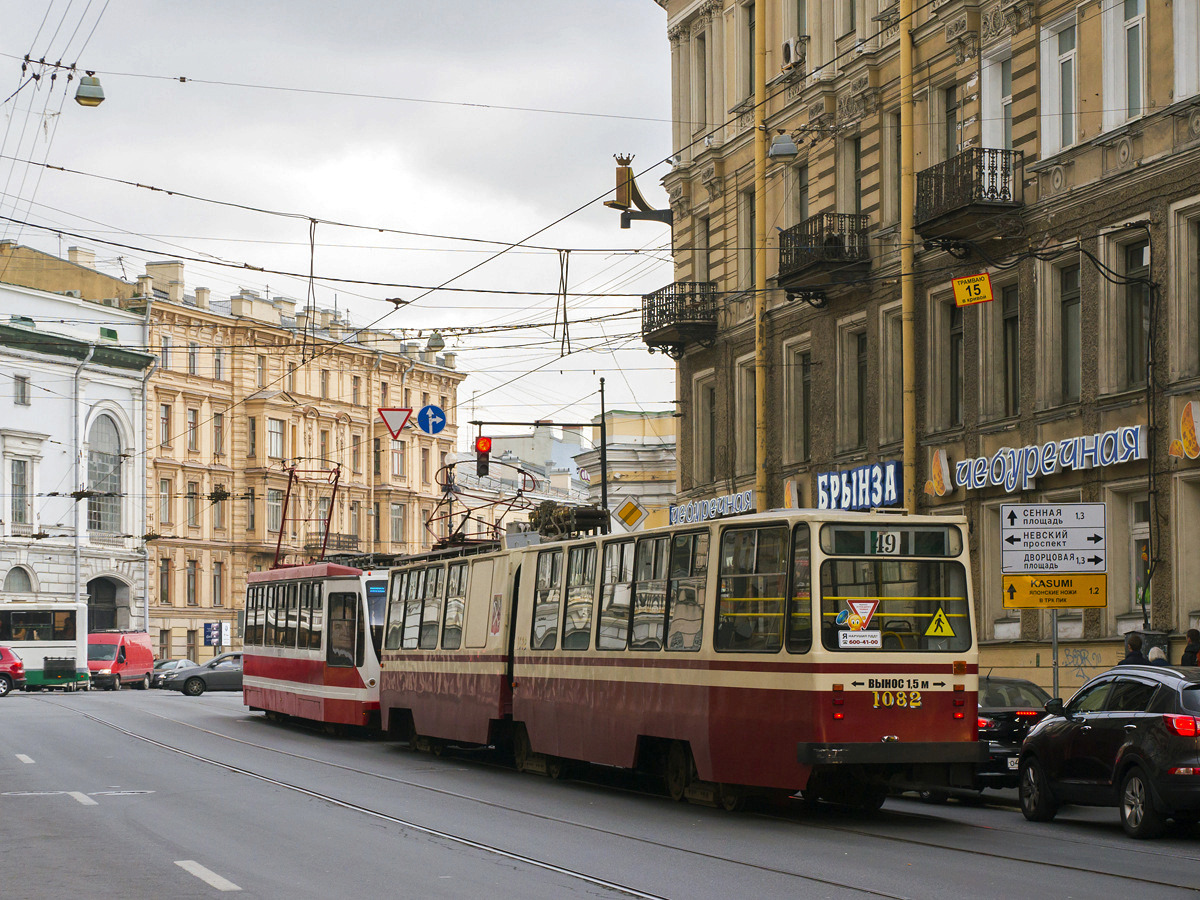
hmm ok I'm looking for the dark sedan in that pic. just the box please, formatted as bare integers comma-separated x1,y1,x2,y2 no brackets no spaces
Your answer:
162,652,242,696
151,658,198,689
977,676,1052,790
1019,665,1200,838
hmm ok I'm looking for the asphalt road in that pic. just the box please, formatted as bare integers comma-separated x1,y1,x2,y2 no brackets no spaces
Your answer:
1,689,1197,899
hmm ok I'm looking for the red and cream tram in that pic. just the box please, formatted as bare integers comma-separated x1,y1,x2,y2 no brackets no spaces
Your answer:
242,563,389,728
379,510,984,806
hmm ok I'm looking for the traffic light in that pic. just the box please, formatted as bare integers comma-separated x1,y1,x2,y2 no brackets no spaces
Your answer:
475,435,492,476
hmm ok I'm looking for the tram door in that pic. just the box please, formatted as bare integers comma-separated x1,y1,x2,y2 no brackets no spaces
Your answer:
505,564,522,693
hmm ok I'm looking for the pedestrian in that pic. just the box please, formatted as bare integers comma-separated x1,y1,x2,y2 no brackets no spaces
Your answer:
1147,646,1169,667
1182,629,1200,667
1118,633,1150,666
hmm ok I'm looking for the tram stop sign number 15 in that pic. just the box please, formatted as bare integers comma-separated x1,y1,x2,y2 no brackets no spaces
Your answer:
1000,503,1108,609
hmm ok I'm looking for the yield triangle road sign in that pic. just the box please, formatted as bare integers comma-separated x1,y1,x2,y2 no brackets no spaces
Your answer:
378,408,413,439
846,599,879,630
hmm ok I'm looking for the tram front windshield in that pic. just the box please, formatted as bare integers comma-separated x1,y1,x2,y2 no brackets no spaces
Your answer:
365,580,387,658
818,523,971,653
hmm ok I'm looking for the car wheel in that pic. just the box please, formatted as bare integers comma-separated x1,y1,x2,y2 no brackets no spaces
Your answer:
135,674,150,690
183,677,205,697
111,676,121,691
1120,767,1166,839
919,790,950,804
1019,757,1058,822
0,675,12,698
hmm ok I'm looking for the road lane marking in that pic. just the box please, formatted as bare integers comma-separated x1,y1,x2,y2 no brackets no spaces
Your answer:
175,860,241,892
15,754,34,764
67,791,98,806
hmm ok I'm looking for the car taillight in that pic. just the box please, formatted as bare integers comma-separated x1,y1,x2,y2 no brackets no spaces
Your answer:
1169,767,1199,775
1015,710,1041,717
1163,714,1199,737
977,716,995,730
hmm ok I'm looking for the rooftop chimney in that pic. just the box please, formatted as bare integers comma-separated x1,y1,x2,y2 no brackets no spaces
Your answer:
146,260,185,303
136,275,154,297
68,246,96,269
195,287,210,309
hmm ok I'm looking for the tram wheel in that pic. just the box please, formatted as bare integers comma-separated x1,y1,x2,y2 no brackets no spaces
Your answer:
858,786,888,811
718,784,745,812
665,741,692,802
545,756,563,779
513,724,533,773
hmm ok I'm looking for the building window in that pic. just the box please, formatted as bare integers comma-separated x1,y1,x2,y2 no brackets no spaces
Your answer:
287,363,296,393
880,304,903,443
159,477,172,524
372,438,382,476
740,188,756,290
350,501,361,536
1060,264,1082,403
942,84,958,162
693,31,708,134
248,417,257,458
267,489,283,533
257,354,267,388
212,561,224,608
847,137,863,215
10,458,29,527
372,502,380,542
735,356,756,474
1123,240,1150,389
882,114,901,224
158,629,170,658
213,413,224,456
213,483,225,530
319,429,329,461
393,441,406,477
352,435,362,472
14,375,30,405
246,487,256,531
213,348,224,381
784,340,813,463
1172,205,1200,380
792,164,809,226
160,558,171,605
160,403,172,446
1131,495,1151,612
982,53,1013,151
694,373,718,484
1104,0,1145,130
949,305,964,427
421,447,430,483
317,497,330,530
186,629,198,660
856,331,868,447
187,481,199,527
320,370,329,399
999,284,1021,417
837,318,868,451
187,408,199,451
744,1,755,98
381,382,388,406
1175,0,1200,101
87,414,122,534
352,376,361,405
694,215,712,282
160,335,172,368
1042,20,1077,155
268,418,285,459
188,342,199,376
186,560,197,606
390,502,405,544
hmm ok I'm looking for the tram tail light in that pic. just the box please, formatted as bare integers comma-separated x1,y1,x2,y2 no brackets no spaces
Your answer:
832,684,845,720
953,684,965,719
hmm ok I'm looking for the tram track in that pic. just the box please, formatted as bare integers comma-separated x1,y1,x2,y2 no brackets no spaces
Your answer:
39,695,1200,898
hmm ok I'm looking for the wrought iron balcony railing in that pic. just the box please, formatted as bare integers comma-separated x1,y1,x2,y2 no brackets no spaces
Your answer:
915,147,1024,233
305,532,359,553
777,212,871,284
641,281,718,358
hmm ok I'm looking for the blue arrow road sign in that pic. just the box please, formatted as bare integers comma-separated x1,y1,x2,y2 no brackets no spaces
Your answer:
417,404,446,435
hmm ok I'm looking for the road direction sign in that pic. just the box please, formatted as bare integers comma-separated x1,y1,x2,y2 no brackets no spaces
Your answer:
1000,503,1107,575
416,404,447,435
1002,573,1108,609
378,407,412,439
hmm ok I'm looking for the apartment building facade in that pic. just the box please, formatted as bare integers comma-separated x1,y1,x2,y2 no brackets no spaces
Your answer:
647,0,1200,682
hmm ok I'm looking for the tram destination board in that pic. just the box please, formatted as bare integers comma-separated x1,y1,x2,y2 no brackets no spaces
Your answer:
1000,502,1106,575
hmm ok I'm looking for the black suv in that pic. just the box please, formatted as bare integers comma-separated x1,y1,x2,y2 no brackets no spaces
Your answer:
1019,665,1200,838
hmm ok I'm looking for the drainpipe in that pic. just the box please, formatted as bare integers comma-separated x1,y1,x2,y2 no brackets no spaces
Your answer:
140,357,158,633
752,0,768,510
901,0,917,512
370,350,382,557
74,343,96,666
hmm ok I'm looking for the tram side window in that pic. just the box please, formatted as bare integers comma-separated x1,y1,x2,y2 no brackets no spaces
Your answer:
788,524,812,653
264,587,278,647
442,563,467,650
530,549,563,651
297,583,313,650
419,566,445,650
281,583,299,648
327,592,362,667
562,545,597,650
716,525,788,652
384,571,408,651
631,537,669,650
402,568,427,650
597,541,634,650
309,584,324,651
245,588,259,645
666,531,708,652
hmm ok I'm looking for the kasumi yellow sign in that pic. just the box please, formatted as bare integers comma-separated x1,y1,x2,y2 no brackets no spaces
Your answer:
1002,573,1108,609
952,272,994,307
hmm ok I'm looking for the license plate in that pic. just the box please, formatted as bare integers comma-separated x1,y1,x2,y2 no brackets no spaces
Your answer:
1007,757,1019,770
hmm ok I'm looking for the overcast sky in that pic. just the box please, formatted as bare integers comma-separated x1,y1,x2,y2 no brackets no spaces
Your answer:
0,1,675,448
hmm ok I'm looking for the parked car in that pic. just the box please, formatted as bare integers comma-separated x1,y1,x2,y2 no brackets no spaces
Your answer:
151,658,198,689
162,652,243,696
0,646,26,696
1019,665,1200,838
977,676,1052,790
87,631,154,690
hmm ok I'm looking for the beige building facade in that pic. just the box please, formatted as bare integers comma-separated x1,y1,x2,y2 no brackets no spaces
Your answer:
649,0,1200,692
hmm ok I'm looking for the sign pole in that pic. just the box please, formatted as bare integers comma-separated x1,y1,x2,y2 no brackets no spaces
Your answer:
1051,609,1059,698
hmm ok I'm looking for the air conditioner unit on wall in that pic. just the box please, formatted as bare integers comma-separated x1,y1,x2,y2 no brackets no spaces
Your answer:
781,37,799,70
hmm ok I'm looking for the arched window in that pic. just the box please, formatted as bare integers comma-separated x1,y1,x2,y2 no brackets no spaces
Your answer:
3,566,32,592
88,414,122,534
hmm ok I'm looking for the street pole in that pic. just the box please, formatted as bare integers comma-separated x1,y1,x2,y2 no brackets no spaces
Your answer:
1051,610,1060,698
900,0,917,513
752,0,768,511
600,377,609,527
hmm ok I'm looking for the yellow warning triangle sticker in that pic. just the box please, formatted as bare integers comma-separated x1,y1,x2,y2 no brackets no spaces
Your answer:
925,609,955,638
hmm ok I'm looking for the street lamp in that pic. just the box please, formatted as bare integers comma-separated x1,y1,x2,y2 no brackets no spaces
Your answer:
74,72,105,108
767,130,799,161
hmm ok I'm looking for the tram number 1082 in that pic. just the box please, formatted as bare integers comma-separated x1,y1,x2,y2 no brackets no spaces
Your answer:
871,690,923,709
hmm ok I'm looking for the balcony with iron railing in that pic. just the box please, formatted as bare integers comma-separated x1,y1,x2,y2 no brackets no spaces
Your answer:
777,212,871,290
915,147,1024,240
641,281,718,359
304,532,360,554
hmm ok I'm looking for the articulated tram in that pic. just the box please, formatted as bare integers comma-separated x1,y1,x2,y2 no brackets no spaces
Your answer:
242,563,388,728
377,509,984,806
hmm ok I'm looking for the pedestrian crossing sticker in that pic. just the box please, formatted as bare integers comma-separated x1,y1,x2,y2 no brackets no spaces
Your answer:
924,609,955,638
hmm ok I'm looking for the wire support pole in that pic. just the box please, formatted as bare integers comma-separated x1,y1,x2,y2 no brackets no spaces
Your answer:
753,0,768,511
901,0,918,514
